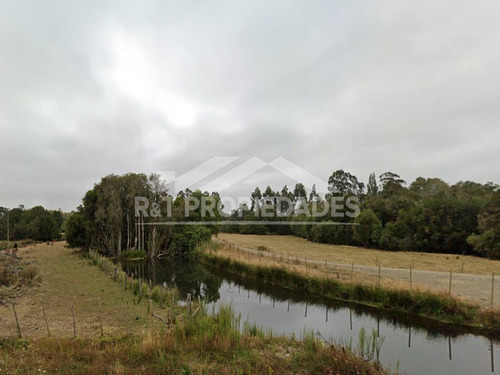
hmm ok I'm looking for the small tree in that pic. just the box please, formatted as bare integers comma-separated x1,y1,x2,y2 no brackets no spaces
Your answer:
65,213,90,248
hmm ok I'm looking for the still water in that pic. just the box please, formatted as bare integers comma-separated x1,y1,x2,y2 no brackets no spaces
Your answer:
122,259,499,375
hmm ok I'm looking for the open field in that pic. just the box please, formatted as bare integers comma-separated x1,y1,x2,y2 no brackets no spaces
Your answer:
216,234,500,308
217,233,499,274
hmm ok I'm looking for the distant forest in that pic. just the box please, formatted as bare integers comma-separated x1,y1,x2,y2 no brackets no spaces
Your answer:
0,206,64,244
63,171,500,260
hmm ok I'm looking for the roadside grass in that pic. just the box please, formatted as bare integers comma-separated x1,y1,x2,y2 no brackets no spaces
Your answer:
217,233,499,275
0,304,389,375
200,242,500,333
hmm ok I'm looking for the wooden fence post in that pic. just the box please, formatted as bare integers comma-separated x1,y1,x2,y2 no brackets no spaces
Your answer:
378,265,381,287
12,304,22,338
71,300,76,338
187,293,192,317
41,301,50,337
149,299,153,331
97,301,103,337
491,272,495,307
448,269,453,295
171,289,175,319
409,266,413,290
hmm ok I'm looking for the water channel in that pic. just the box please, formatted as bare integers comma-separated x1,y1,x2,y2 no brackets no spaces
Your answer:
122,258,499,375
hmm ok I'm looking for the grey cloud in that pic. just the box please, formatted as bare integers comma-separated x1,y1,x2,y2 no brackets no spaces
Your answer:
1,0,500,211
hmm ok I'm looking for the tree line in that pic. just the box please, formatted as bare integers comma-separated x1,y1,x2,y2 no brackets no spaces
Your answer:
0,205,63,243
65,171,500,260
222,171,500,260
65,173,218,258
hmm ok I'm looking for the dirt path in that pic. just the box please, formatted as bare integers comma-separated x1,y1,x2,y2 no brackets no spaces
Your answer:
214,236,500,309
0,242,150,338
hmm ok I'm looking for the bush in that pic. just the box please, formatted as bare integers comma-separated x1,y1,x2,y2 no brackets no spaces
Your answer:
0,266,15,286
18,265,41,285
119,249,147,260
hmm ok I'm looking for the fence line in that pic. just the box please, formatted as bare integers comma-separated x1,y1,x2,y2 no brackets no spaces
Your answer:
212,240,499,308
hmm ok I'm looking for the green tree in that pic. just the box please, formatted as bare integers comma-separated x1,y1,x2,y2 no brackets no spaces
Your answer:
293,183,307,202
366,172,378,197
353,209,382,247
250,187,262,212
410,177,449,199
65,212,90,248
327,170,364,197
379,172,406,196
467,190,500,259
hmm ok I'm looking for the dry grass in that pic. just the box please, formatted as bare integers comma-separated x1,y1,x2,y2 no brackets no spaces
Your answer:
217,233,500,275
0,242,151,338
0,305,389,375
206,242,429,297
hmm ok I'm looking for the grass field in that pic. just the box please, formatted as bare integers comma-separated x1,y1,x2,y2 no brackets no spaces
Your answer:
217,233,499,275
0,242,151,337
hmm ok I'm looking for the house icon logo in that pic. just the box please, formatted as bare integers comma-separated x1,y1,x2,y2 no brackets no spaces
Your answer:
157,156,328,196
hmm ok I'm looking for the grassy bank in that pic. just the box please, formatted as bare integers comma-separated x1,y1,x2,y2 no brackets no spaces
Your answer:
0,306,389,374
199,242,500,333
79,249,390,374
0,244,390,374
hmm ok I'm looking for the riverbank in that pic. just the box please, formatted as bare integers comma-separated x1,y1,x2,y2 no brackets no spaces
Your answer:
216,233,500,308
199,241,500,334
0,242,389,374
0,315,389,375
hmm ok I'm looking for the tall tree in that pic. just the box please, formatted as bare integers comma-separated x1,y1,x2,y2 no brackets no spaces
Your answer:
250,187,262,212
309,184,320,202
327,170,364,197
366,172,379,197
379,172,406,196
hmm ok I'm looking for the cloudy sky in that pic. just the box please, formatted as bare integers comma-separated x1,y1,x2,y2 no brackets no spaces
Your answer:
1,1,500,211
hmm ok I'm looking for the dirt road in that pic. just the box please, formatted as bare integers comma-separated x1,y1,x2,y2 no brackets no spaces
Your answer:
215,235,500,309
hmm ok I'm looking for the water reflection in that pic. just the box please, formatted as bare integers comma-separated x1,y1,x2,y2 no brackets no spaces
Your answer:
122,258,499,375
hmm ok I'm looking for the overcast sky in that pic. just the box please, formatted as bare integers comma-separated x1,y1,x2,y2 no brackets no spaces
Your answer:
1,1,500,211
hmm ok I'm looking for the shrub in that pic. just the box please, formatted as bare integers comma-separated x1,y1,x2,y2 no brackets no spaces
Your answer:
0,266,15,286
119,249,147,260
19,265,41,285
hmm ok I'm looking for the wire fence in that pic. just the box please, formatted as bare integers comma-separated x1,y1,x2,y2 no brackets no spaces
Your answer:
213,241,499,308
